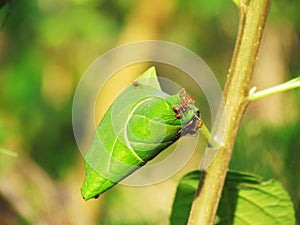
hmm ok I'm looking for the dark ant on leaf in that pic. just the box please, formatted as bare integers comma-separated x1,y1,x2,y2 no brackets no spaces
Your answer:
180,114,203,135
171,91,195,120
173,106,182,119
132,81,139,86
168,90,200,125
165,106,182,121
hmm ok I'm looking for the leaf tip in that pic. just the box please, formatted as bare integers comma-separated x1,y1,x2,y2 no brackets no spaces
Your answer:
135,66,161,90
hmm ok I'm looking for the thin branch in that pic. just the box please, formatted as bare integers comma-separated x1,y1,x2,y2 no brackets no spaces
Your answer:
249,76,300,101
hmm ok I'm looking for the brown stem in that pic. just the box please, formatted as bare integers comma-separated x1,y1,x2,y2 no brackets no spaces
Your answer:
187,0,271,224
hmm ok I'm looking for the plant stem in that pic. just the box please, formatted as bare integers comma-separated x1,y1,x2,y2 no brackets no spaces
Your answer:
187,0,271,224
249,76,300,101
199,123,220,149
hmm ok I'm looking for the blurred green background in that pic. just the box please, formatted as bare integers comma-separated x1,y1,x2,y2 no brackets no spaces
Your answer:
0,0,299,224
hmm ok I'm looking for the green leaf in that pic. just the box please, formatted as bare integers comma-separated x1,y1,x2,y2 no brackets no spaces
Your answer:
170,171,203,225
136,66,162,90
232,0,240,7
81,67,202,200
170,170,295,225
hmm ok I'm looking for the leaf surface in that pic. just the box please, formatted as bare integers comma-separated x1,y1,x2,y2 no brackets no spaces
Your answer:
81,67,201,200
170,170,295,225
136,66,162,90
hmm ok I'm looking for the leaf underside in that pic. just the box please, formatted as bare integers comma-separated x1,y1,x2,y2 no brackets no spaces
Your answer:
170,170,295,225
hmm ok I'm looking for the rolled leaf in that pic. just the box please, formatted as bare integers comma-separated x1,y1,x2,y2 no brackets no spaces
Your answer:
81,67,202,200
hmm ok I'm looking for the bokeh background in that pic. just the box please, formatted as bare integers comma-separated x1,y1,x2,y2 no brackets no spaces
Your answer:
0,0,299,224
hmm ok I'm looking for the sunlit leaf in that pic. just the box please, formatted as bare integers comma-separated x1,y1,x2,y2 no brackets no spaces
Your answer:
232,0,240,7
170,170,295,225
81,67,202,200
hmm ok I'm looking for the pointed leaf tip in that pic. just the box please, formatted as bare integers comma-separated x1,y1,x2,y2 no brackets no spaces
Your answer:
135,66,161,90
232,0,240,6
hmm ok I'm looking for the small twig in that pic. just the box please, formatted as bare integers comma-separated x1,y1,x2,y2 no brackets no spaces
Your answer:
249,76,300,101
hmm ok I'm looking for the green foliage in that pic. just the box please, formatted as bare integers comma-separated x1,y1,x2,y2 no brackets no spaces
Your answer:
232,0,240,7
0,0,11,27
170,170,295,225
170,171,201,225
0,0,299,224
231,118,300,222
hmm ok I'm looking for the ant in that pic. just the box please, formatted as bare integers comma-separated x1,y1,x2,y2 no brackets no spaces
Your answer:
180,116,203,135
170,89,203,135
171,90,196,120
132,81,139,87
